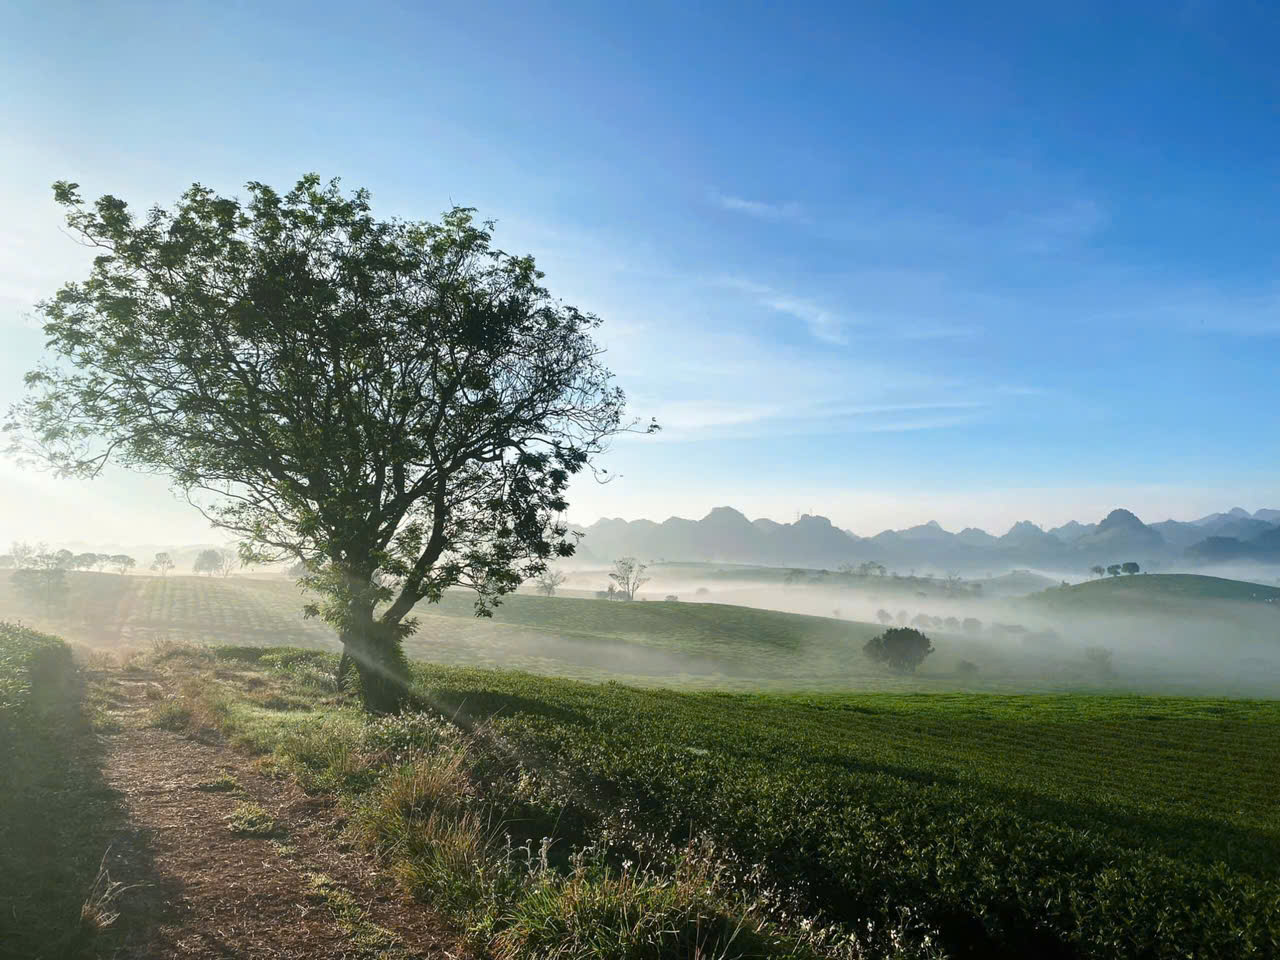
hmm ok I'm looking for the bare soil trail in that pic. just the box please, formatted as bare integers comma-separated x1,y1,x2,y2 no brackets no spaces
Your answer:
90,667,462,960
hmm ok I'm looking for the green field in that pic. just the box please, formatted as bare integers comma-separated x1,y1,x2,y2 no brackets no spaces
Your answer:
1028,572,1280,610
0,570,1230,694
6,570,1280,695
152,645,1280,958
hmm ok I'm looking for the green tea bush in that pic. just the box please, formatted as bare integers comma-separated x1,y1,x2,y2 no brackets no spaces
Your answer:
0,621,73,735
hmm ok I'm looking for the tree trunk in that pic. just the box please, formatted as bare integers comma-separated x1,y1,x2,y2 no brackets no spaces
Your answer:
339,609,412,713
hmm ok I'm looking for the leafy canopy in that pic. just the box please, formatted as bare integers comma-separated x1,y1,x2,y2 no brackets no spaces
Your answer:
8,175,649,701
864,627,934,673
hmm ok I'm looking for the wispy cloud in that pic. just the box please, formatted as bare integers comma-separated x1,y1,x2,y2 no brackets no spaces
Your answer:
710,191,806,222
718,276,978,344
719,277,849,343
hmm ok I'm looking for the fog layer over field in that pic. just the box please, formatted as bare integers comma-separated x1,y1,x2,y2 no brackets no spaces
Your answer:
552,563,1280,697
3,562,1278,697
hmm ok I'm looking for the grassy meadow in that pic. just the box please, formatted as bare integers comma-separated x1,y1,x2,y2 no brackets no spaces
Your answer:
0,569,1246,694
5,566,1280,957
130,643,1280,958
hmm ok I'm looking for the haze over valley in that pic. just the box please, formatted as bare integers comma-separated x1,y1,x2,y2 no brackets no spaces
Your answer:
4,2,1280,958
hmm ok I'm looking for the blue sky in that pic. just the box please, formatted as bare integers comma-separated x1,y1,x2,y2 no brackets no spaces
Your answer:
1,0,1278,544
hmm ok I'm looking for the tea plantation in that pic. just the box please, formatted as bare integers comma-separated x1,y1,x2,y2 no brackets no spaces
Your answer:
404,660,1280,958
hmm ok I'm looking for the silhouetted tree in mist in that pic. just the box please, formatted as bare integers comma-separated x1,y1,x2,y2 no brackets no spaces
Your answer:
610,557,649,601
535,569,567,597
864,627,934,673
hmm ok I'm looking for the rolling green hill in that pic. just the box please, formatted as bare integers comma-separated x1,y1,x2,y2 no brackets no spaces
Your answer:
5,570,1279,694
1027,572,1280,611
0,572,900,690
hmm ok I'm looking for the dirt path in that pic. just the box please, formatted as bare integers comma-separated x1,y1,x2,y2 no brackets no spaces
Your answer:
92,669,462,959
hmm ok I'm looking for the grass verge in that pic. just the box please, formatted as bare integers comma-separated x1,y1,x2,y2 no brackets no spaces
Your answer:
148,642,1280,959
0,622,129,959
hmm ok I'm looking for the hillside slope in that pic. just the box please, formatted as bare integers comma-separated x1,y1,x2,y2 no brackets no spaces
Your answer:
1027,573,1280,611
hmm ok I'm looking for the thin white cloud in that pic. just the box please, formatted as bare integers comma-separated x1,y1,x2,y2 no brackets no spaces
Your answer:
710,191,805,222
719,277,850,343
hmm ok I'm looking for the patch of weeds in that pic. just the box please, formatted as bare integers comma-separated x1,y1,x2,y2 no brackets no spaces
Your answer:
143,684,164,701
269,837,297,857
195,772,240,793
276,713,378,793
149,639,212,662
148,699,193,730
79,850,141,938
252,692,313,712
89,706,125,733
304,872,404,957
226,801,278,836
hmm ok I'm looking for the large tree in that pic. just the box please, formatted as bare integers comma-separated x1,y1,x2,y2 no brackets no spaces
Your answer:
8,175,648,711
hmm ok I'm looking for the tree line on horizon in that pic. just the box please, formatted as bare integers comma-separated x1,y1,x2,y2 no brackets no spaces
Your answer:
1,542,241,613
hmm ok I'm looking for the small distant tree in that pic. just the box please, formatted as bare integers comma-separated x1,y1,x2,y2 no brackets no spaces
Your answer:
876,609,893,625
1121,561,1140,576
12,550,71,611
957,659,979,678
962,617,982,635
10,541,36,569
605,583,618,601
0,555,12,570
151,552,174,576
911,613,932,629
864,627,934,673
535,569,567,597
1089,565,1105,578
12,568,69,610
92,553,111,572
193,548,221,576
665,594,679,602
72,552,98,570
944,616,960,630
53,548,75,569
110,554,135,574
609,557,649,601
1106,564,1122,577
1084,646,1114,677
695,586,709,596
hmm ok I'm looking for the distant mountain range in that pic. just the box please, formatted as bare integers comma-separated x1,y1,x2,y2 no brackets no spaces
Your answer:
573,506,1280,573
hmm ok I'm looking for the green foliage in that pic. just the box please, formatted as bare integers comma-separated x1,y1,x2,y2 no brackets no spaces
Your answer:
199,646,1280,958
195,772,241,792
1,624,125,956
407,663,1280,959
226,801,279,836
864,627,934,673
11,174,646,711
304,873,402,954
0,621,72,726
193,548,233,576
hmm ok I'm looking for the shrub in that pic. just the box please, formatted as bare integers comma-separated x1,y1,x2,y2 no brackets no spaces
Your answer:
863,628,934,673
226,801,278,836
